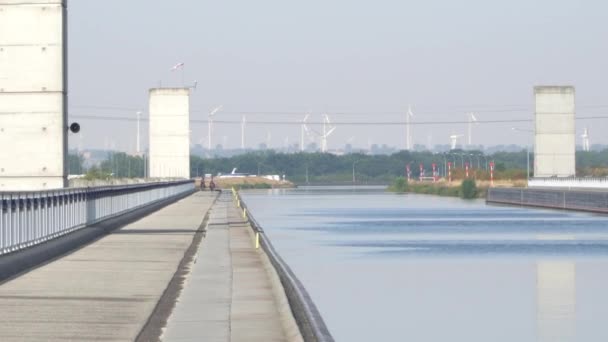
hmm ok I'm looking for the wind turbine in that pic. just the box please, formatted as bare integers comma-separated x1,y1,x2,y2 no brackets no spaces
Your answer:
320,114,336,153
208,105,223,150
467,112,478,147
582,128,590,151
266,130,272,148
241,115,246,150
406,105,414,150
450,134,464,150
300,113,310,152
136,111,142,154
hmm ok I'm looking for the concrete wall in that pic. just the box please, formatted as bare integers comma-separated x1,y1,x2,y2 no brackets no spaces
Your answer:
487,187,608,213
149,88,190,179
534,86,575,178
0,0,67,190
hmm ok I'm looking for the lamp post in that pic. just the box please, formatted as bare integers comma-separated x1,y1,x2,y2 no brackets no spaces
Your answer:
511,127,534,186
352,160,359,184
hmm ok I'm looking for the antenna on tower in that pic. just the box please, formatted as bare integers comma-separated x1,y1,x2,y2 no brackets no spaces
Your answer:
406,105,414,150
208,105,223,150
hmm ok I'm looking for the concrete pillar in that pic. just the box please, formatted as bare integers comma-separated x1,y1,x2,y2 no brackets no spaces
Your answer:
0,0,68,190
149,88,190,179
534,86,575,178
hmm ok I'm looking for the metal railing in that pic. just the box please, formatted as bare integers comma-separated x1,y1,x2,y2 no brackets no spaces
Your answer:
234,189,334,342
0,180,194,256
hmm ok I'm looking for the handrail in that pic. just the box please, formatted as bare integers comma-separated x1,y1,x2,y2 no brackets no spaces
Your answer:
234,189,335,342
0,180,195,256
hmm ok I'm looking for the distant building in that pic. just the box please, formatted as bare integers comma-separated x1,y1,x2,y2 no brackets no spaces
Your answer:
534,86,575,177
149,88,190,178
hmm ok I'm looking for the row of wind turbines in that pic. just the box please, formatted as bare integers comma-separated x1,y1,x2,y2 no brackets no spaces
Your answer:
406,106,480,150
205,106,337,153
200,105,593,153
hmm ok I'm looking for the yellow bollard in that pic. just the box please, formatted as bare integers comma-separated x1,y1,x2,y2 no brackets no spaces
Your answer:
243,208,247,219
255,232,260,249
237,199,240,208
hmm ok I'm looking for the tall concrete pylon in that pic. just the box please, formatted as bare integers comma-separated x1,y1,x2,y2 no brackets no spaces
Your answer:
149,88,191,179
0,0,68,190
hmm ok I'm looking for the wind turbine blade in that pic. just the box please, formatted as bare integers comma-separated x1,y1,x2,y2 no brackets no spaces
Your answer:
303,114,310,122
471,113,477,122
408,105,414,117
209,105,223,116
326,127,337,136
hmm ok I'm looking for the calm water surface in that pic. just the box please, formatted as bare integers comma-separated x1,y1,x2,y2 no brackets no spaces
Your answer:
241,186,608,342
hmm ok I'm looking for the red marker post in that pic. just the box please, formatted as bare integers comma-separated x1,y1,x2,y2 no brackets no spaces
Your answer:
489,161,495,186
419,163,424,182
406,164,411,182
432,163,437,182
465,162,470,178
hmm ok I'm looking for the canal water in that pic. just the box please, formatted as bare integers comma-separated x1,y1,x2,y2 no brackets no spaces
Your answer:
241,186,608,342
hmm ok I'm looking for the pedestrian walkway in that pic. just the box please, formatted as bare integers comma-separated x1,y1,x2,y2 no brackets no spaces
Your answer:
161,193,301,342
0,192,216,342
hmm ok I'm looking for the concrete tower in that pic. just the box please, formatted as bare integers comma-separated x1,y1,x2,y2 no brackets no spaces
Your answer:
534,86,575,178
0,0,68,190
149,88,190,179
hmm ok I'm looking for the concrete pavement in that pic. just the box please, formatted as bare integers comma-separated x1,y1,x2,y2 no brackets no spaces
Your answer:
161,193,302,342
0,191,216,342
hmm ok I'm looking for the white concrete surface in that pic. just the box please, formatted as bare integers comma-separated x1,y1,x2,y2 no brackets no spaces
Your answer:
529,177,608,189
0,0,67,190
0,191,215,342
534,86,575,178
149,88,190,179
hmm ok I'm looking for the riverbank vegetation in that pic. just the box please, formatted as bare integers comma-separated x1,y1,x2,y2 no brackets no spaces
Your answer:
389,178,484,199
69,149,608,183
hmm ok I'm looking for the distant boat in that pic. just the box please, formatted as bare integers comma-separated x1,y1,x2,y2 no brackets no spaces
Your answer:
218,168,250,178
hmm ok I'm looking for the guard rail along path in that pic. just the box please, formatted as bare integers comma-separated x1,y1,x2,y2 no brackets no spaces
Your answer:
0,180,194,255
233,188,335,342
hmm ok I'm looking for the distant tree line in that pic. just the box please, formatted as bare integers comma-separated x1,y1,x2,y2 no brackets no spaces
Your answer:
68,149,608,182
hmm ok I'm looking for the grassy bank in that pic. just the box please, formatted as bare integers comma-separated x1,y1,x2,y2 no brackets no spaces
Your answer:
388,178,490,199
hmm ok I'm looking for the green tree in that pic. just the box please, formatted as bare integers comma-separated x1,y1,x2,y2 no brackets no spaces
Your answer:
389,177,408,193
68,154,85,174
460,179,478,199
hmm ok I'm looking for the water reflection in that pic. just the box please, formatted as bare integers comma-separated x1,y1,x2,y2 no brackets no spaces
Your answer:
241,187,608,342
537,261,576,342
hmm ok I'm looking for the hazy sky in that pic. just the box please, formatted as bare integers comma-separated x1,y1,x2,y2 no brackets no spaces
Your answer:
68,0,608,152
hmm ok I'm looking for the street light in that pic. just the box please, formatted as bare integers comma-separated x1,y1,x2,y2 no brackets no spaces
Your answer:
511,127,534,185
